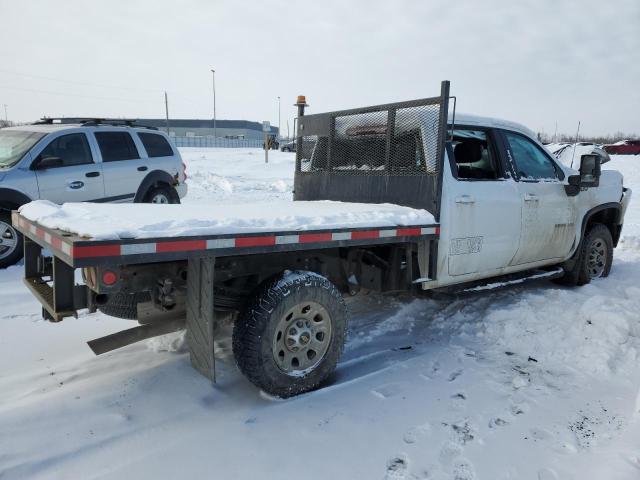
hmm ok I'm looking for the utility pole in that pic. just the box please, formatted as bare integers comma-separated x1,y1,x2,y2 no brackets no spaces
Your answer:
286,119,290,140
211,69,217,141
164,92,170,135
277,96,281,141
3,104,7,123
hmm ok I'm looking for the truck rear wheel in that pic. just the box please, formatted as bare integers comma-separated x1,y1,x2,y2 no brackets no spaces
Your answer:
232,271,347,398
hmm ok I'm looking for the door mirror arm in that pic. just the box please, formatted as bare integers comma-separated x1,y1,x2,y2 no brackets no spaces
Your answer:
564,175,581,196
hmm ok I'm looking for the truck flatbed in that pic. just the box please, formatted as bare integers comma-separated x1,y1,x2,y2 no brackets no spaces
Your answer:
12,200,439,268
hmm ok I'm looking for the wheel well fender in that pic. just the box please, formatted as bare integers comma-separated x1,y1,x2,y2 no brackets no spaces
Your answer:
134,170,177,203
581,203,622,247
0,188,32,213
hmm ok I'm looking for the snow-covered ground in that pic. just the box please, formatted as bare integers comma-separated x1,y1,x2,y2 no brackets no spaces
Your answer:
1,148,639,480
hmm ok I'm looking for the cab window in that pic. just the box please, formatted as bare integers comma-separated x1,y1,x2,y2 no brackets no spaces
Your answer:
451,129,500,180
37,133,93,167
503,131,560,181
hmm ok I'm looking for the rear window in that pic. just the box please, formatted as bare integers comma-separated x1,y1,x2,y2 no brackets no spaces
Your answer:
138,132,174,157
95,132,140,162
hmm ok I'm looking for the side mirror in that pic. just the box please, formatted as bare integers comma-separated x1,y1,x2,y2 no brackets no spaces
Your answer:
579,154,601,187
32,156,63,170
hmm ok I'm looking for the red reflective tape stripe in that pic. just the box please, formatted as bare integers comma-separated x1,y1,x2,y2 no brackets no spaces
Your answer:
235,236,276,247
50,236,63,250
396,228,421,237
351,230,380,240
435,227,441,235
73,244,121,258
299,233,333,243
156,240,206,252
35,228,45,238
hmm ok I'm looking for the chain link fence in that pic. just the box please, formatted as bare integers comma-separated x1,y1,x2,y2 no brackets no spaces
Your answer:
172,137,265,148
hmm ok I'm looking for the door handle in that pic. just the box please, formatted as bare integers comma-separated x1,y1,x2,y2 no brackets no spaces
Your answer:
137,166,148,172
524,193,539,202
85,171,100,178
455,195,475,204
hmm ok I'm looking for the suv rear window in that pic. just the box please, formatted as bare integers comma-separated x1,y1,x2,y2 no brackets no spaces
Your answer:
138,132,173,157
95,132,140,162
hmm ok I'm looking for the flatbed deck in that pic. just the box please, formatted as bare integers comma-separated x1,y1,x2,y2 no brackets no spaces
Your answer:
12,211,440,268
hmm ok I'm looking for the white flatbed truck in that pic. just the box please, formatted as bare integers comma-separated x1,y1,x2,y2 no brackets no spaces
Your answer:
12,81,631,397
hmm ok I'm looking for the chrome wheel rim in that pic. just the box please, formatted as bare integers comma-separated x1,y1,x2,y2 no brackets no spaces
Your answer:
0,220,18,260
272,301,332,375
587,238,607,278
151,193,169,204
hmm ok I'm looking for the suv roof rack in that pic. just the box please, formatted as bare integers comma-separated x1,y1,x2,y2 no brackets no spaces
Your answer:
34,117,158,130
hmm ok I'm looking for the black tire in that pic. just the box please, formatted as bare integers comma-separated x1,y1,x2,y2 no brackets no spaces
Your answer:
557,223,613,287
576,224,613,285
0,210,23,269
144,184,180,204
232,271,347,398
98,291,151,320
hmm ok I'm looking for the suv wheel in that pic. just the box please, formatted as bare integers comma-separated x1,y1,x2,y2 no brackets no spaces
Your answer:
0,211,23,269
145,185,180,204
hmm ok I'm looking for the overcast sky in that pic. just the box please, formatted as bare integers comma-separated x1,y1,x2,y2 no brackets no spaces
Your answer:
0,0,638,137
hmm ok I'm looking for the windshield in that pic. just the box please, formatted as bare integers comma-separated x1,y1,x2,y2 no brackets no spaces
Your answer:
0,130,45,168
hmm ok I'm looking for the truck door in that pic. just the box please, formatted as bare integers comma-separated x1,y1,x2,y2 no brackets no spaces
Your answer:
93,130,149,202
445,128,522,276
33,132,105,203
501,130,576,265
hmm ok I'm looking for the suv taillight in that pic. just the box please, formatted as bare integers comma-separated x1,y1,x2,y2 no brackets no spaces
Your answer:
182,162,187,182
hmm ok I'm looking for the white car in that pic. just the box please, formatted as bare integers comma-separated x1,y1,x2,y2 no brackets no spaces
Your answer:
0,118,187,267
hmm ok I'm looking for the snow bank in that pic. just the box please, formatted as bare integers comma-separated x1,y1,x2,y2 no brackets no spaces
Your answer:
19,200,436,240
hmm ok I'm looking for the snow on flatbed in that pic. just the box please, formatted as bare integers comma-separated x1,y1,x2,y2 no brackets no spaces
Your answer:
18,199,436,241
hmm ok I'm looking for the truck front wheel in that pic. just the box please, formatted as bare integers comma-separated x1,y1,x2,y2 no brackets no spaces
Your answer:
577,223,613,285
558,223,613,286
232,271,347,397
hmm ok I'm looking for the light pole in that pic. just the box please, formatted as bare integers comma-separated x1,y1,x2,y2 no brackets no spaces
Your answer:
210,69,217,140
277,96,281,141
3,104,7,123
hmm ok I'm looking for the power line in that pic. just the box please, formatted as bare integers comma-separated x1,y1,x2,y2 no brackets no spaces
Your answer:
0,68,213,108
0,68,164,94
0,84,158,104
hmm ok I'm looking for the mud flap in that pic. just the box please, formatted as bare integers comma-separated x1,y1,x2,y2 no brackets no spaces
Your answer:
186,257,216,383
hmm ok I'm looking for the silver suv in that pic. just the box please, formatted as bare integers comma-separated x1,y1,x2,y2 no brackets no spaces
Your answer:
0,119,187,267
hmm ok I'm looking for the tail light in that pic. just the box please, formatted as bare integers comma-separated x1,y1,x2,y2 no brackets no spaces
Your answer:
182,162,188,182
102,270,118,286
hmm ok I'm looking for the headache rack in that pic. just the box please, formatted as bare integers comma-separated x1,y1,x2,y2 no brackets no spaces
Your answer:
294,80,451,221
34,117,158,130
